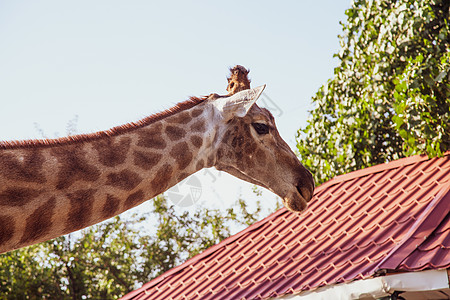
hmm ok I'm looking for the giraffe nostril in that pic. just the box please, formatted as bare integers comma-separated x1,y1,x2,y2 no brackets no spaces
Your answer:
297,184,313,203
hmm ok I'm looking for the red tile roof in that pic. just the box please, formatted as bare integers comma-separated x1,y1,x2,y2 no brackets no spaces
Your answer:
121,153,450,300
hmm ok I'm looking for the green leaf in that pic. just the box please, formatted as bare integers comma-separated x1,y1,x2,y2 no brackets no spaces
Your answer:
435,71,447,83
296,0,449,185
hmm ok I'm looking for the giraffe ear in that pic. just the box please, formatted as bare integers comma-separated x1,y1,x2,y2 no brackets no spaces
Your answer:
214,85,266,120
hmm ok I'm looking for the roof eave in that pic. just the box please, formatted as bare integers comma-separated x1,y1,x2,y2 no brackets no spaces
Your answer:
274,269,450,300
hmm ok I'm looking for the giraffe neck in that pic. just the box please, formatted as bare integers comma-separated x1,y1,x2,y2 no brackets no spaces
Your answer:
0,101,217,253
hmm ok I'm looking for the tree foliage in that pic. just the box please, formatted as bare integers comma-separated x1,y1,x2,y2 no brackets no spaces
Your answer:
0,196,264,299
297,0,450,185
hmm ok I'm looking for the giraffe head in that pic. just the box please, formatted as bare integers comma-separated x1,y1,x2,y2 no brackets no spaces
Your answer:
209,85,314,212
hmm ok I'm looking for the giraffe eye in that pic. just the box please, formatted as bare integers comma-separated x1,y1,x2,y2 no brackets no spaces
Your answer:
252,123,270,135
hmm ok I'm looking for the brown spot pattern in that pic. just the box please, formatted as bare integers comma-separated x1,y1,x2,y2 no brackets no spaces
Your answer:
170,142,192,170
0,215,15,245
51,146,101,190
133,150,162,170
217,147,227,161
92,137,131,167
191,108,203,118
190,136,203,148
235,150,244,169
137,128,167,149
207,155,215,167
231,135,245,149
151,163,173,194
0,150,46,183
106,170,143,191
124,190,145,210
165,125,186,141
219,130,231,144
169,111,192,124
19,196,56,244
190,120,206,132
177,172,189,181
196,159,204,171
102,194,121,219
65,189,96,232
0,188,41,207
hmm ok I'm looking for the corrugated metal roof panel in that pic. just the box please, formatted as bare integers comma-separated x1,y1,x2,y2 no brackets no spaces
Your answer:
121,153,450,300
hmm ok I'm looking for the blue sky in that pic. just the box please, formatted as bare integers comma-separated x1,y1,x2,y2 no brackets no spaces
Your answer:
0,1,351,212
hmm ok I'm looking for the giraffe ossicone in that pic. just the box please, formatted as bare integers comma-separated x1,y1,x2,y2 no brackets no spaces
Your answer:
0,71,314,254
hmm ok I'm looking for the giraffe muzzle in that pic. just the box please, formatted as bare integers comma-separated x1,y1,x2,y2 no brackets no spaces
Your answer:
283,172,315,212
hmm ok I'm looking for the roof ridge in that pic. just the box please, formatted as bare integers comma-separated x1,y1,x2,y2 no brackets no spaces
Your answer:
318,152,450,191
375,182,450,272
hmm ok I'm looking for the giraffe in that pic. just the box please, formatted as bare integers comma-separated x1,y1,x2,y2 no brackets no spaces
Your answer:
0,66,314,254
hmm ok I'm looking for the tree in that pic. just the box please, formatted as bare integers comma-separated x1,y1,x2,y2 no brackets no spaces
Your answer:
0,196,265,299
297,0,450,185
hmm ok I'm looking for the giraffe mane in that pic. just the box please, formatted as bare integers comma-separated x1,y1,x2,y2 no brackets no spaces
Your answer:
0,96,207,150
